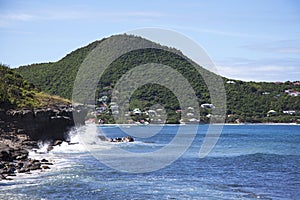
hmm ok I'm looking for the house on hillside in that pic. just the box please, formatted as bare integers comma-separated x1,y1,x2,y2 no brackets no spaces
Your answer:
201,103,215,109
267,110,277,117
283,110,296,115
226,80,236,84
293,81,300,86
285,89,300,96
290,91,300,96
133,108,142,115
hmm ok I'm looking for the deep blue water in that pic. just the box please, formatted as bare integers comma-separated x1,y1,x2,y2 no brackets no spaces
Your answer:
1,125,299,199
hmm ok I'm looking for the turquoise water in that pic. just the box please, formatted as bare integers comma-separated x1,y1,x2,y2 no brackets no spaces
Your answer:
1,125,299,199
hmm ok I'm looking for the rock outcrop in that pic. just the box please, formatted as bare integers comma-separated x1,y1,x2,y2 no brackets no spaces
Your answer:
0,104,88,180
98,135,134,143
0,105,87,141
0,144,53,180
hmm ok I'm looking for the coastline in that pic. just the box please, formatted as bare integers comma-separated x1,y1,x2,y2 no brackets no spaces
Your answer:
1,120,299,181
0,105,87,181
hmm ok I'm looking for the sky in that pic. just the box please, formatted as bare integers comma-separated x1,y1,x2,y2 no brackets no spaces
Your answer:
0,0,299,82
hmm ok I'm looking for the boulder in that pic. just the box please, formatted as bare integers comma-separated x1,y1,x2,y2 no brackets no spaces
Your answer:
122,136,134,142
53,140,63,146
42,165,50,169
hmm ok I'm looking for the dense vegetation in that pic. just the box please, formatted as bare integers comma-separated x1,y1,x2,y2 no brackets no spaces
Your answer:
225,81,300,123
0,64,70,110
16,38,106,99
15,35,300,123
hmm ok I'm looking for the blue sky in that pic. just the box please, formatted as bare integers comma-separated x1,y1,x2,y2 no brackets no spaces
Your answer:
0,0,299,81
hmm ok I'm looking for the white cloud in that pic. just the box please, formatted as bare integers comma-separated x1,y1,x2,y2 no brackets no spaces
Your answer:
217,65,299,82
0,9,166,25
241,40,300,54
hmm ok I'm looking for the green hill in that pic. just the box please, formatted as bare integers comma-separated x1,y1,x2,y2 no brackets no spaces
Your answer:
0,64,70,110
15,35,300,123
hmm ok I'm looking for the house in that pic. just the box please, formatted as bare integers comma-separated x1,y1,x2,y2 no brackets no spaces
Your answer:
187,107,194,111
133,108,142,115
285,89,300,96
283,110,296,115
186,113,194,117
290,91,300,96
267,110,277,116
293,81,300,86
201,103,215,109
226,80,236,84
189,118,199,123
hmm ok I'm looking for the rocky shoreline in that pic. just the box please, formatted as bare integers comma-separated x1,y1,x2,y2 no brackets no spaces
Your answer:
0,143,53,180
0,105,87,181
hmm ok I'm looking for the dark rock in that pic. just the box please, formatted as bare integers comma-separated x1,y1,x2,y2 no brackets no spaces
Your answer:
0,150,12,162
17,162,24,169
122,136,134,142
67,142,79,145
17,129,26,134
0,145,14,162
17,168,30,173
41,159,48,163
108,136,134,143
98,135,106,141
113,137,122,142
47,145,54,152
53,140,63,146
29,162,41,170
41,162,53,165
30,159,40,164
42,165,50,169
0,173,7,180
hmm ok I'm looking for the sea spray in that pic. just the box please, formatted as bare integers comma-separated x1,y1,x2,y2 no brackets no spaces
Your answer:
50,124,112,154
37,140,51,153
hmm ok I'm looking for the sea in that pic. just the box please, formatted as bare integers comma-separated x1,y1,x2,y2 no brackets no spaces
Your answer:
0,124,299,200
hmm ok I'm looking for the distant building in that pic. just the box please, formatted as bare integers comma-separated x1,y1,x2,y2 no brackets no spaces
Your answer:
293,81,300,85
187,107,195,111
284,89,300,96
201,103,215,109
283,110,296,115
226,80,236,84
133,108,142,115
267,110,277,116
290,91,300,96
186,113,194,117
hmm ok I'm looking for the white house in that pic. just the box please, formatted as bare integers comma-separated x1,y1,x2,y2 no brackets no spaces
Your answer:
283,110,296,115
133,108,142,115
226,80,236,84
201,103,215,109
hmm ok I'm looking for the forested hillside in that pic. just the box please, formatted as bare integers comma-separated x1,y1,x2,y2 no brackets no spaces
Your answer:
16,35,300,123
0,64,70,110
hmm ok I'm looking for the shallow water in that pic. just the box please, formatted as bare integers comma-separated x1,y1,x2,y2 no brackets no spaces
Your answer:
1,124,299,199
